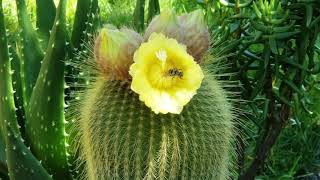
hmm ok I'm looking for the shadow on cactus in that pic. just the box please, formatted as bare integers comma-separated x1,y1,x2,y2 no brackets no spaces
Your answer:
68,9,240,180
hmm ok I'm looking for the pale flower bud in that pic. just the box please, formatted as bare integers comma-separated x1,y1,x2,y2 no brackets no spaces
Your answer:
94,27,143,80
144,10,183,42
179,9,210,62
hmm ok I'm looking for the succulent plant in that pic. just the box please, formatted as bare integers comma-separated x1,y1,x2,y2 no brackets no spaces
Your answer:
1,0,69,179
0,0,237,179
71,9,236,180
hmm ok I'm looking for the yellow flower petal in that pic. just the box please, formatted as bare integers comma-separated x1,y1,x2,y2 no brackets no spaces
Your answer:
129,33,204,114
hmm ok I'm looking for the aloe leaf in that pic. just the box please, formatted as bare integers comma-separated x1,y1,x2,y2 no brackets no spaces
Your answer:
25,0,71,179
6,29,26,139
15,0,44,107
36,0,57,47
90,0,100,30
84,0,99,40
71,0,92,51
147,0,160,23
5,126,52,180
133,0,146,32
9,45,26,138
5,10,26,137
1,1,50,179
0,5,10,176
0,0,20,147
66,0,99,99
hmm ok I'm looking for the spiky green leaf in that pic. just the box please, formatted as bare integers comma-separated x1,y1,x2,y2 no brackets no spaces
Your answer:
0,0,20,148
36,0,57,47
133,0,146,32
71,0,92,51
83,0,99,40
16,0,44,107
9,46,26,139
25,0,71,179
5,126,52,180
147,0,160,23
1,2,47,179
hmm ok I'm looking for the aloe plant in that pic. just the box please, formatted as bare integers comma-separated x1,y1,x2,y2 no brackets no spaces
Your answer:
0,0,52,179
0,0,239,179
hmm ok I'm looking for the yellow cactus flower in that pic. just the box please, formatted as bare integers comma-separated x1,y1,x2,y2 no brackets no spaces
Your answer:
129,33,204,114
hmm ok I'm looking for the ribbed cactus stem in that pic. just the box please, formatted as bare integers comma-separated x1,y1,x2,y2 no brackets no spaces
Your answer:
76,70,235,179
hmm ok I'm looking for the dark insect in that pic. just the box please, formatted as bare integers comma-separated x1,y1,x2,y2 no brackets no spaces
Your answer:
168,68,183,79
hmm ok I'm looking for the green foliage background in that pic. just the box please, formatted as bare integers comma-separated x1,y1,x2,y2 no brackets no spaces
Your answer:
0,0,319,179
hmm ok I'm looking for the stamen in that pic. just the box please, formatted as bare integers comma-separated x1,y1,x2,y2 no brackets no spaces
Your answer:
156,49,167,68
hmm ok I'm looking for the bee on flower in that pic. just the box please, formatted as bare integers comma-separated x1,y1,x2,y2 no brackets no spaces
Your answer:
94,9,209,114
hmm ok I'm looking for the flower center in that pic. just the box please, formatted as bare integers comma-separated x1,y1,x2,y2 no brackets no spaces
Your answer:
147,49,184,89
129,33,204,114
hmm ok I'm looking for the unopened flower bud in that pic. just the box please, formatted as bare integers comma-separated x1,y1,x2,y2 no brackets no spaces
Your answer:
94,27,143,80
144,10,183,42
179,10,209,62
